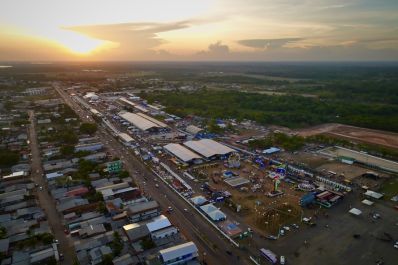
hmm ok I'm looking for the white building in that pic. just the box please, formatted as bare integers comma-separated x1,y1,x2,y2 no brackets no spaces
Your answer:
159,241,198,265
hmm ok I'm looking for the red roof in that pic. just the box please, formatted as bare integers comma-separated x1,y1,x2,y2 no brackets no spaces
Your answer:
65,187,89,197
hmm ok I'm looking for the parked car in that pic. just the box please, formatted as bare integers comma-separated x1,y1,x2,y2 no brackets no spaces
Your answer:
280,255,286,265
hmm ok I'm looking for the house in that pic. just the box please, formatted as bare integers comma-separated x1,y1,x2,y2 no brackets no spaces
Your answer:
56,198,89,213
74,142,103,152
43,159,75,172
65,187,89,197
123,223,150,243
0,238,9,255
126,201,160,222
30,247,56,264
113,253,138,265
79,224,106,238
89,246,112,265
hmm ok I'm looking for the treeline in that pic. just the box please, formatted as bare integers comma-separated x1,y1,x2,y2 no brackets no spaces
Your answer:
142,90,398,132
248,133,305,151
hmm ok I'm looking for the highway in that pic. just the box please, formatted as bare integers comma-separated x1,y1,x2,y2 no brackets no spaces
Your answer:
54,85,251,265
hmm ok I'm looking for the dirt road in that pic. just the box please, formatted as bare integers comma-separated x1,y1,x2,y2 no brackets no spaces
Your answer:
28,110,75,265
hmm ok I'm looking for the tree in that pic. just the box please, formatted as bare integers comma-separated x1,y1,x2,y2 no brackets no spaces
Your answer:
140,237,155,250
110,232,123,256
0,226,6,239
0,149,19,168
60,145,75,156
100,254,113,265
97,202,108,214
118,170,129,179
79,123,98,135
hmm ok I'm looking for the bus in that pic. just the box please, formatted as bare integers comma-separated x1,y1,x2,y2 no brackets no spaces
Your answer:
260,248,278,264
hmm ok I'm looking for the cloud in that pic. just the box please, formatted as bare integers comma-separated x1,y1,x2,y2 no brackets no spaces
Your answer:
196,41,230,59
237,38,303,49
208,41,230,54
64,21,193,59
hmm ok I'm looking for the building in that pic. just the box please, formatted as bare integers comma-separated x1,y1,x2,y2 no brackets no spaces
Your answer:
123,223,150,243
163,143,202,164
262,147,281,155
119,111,167,131
183,139,235,159
185,125,203,135
74,142,103,152
118,133,134,146
83,92,99,101
146,215,178,240
159,241,198,265
199,203,226,222
43,159,75,172
126,201,160,222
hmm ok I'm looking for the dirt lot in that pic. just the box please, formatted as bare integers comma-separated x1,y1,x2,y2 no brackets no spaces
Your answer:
192,160,308,233
296,123,398,150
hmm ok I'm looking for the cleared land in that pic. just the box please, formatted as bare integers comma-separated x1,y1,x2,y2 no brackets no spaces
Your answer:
297,123,398,150
320,146,398,173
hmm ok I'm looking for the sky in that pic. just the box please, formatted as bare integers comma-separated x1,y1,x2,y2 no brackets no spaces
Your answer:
1,0,398,61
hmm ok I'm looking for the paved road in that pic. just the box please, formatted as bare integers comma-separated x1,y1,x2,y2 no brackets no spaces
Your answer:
55,85,251,265
28,110,75,265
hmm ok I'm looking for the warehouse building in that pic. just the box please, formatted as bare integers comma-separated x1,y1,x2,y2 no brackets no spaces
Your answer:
163,143,202,164
159,241,198,265
119,112,167,132
136,113,168,128
118,133,134,146
118,97,136,109
183,139,235,159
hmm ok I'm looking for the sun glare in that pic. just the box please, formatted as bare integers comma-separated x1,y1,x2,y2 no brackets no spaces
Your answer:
55,31,105,55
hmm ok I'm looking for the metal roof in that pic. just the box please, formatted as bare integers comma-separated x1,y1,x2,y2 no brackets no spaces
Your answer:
136,112,168,128
119,97,136,107
184,139,235,158
119,112,160,131
207,210,226,221
118,133,134,143
159,241,198,262
164,143,202,162
199,203,218,214
146,215,171,232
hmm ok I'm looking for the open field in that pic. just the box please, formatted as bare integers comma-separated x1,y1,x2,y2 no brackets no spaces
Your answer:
297,123,398,150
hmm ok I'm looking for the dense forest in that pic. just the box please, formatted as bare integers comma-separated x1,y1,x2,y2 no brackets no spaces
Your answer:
142,89,398,132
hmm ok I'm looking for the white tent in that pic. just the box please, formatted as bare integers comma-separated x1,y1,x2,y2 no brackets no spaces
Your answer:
349,208,362,216
361,199,374,206
190,196,207,206
364,190,383,199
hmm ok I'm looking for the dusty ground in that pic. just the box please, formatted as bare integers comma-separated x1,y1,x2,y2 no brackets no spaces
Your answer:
296,123,398,150
193,160,307,233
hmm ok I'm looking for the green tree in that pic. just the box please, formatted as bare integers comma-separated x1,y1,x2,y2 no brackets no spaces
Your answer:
0,226,7,239
100,254,113,265
0,149,19,167
79,123,98,135
110,232,123,257
60,145,75,156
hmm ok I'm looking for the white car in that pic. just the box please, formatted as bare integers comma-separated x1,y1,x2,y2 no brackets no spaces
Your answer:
280,256,286,264
283,226,290,231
